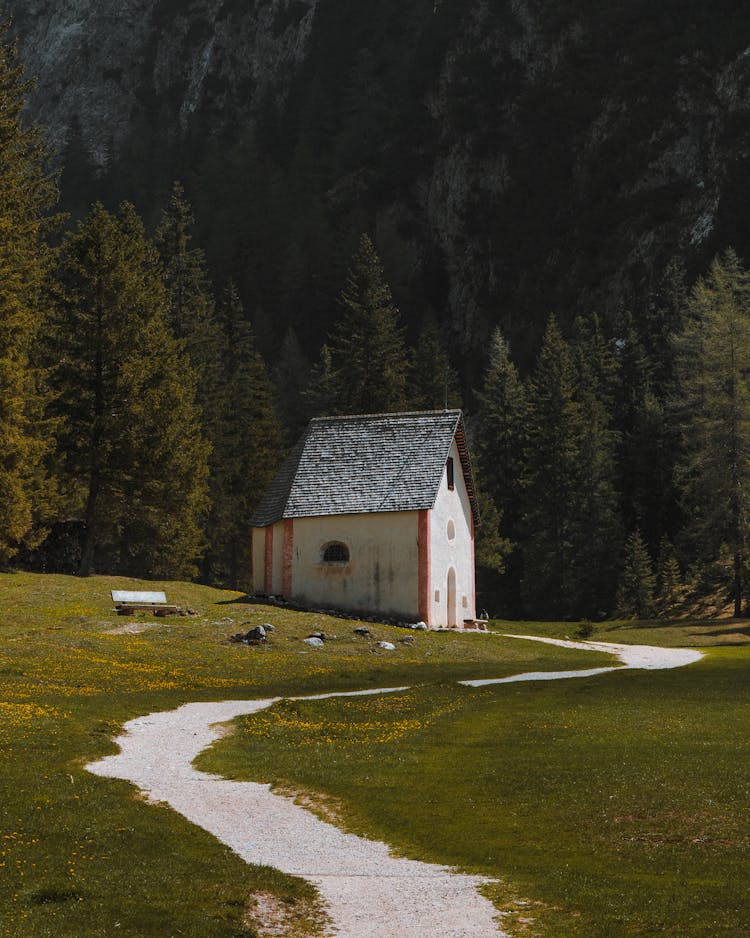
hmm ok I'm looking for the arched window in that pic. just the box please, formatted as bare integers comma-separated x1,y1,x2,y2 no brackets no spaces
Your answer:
322,542,350,563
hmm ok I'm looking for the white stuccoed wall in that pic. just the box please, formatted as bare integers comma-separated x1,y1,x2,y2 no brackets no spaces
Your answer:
428,440,476,627
290,511,420,618
271,520,285,595
251,527,266,594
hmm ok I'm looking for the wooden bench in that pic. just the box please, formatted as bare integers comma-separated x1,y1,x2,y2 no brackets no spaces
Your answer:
111,590,181,617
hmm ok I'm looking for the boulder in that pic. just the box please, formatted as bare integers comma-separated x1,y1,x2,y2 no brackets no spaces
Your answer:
376,641,396,651
303,636,324,648
307,631,326,641
230,625,267,645
353,627,371,637
414,622,428,631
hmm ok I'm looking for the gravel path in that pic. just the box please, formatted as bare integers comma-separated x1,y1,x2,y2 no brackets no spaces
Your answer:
86,636,703,937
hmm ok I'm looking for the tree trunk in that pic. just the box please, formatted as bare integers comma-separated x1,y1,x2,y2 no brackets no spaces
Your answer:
77,476,99,577
734,550,743,618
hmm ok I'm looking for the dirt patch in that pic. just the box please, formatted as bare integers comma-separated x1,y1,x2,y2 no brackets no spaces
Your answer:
244,890,331,937
272,784,348,829
105,622,170,635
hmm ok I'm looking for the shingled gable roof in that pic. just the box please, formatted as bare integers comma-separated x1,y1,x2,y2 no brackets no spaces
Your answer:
250,410,479,527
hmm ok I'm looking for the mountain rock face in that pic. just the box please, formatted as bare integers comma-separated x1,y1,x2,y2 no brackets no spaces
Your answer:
9,0,750,370
12,0,317,168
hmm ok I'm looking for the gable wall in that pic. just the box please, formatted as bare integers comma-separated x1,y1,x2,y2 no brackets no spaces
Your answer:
428,439,476,626
290,511,420,619
251,527,266,594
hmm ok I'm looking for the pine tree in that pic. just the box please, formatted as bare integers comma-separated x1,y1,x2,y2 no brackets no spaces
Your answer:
520,317,585,618
474,328,527,531
474,482,512,576
304,344,337,419
615,317,675,549
207,284,283,588
0,22,58,565
155,182,218,344
674,249,750,617
616,529,656,618
326,234,409,414
656,535,681,606
572,315,623,614
51,202,209,578
409,318,462,411
272,326,311,444
472,328,526,613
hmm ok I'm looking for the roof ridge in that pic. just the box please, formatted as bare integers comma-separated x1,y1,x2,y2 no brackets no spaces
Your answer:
309,409,462,423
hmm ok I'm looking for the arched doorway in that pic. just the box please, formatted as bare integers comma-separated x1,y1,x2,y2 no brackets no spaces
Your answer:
447,567,457,628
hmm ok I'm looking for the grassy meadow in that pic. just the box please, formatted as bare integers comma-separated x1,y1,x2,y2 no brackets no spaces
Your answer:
199,625,750,937
0,571,615,938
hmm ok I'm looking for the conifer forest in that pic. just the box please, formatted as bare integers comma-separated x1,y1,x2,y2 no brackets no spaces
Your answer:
4,5,750,619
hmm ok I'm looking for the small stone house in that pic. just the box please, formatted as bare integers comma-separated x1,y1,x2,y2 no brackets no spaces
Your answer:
249,410,479,628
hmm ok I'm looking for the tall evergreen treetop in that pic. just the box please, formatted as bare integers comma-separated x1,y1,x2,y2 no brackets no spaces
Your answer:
205,283,283,588
521,317,585,618
409,318,462,412
0,21,58,565
674,248,750,616
52,202,209,578
572,314,622,614
327,234,409,414
475,328,527,518
155,181,215,341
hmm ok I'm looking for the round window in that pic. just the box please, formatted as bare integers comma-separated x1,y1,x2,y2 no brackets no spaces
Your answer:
447,520,456,541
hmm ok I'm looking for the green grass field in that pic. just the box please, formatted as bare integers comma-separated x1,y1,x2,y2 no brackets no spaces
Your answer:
0,571,618,937
199,633,750,936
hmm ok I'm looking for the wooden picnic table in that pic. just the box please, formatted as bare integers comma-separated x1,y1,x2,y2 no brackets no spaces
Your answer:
111,590,181,617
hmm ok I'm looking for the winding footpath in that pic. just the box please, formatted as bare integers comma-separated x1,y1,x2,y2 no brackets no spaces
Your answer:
87,636,703,938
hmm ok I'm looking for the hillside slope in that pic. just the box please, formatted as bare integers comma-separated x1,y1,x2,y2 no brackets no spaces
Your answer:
9,1,750,367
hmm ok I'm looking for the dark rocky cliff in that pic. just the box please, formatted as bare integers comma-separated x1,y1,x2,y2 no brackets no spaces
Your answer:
9,0,750,371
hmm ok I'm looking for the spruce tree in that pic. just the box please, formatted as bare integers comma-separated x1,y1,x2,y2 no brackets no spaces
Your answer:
207,284,282,588
674,250,750,617
615,317,674,550
326,234,409,414
0,22,58,565
572,315,623,614
272,326,311,444
473,328,526,613
155,181,225,426
155,182,219,346
474,328,527,532
51,202,209,578
304,344,337,419
408,318,462,411
616,529,656,618
520,317,585,618
656,535,681,606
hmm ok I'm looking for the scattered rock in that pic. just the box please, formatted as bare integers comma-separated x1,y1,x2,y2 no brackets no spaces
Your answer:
263,623,276,632
353,626,371,637
303,636,324,648
307,632,326,641
376,641,396,651
413,622,428,631
398,636,415,645
231,626,267,645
